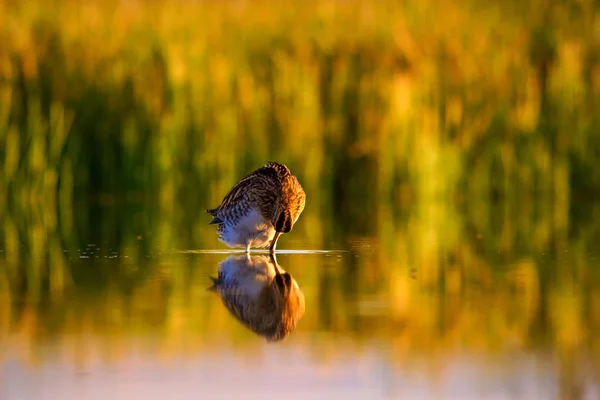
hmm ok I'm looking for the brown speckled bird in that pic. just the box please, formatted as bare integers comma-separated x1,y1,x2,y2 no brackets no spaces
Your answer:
208,254,305,342
207,161,306,253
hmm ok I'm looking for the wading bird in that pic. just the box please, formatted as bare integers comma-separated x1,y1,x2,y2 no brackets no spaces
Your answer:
207,162,306,253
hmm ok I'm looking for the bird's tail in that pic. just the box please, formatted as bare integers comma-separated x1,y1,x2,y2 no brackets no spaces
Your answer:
206,207,224,224
207,276,221,292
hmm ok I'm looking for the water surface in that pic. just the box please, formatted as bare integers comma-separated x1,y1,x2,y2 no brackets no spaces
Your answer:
1,200,600,400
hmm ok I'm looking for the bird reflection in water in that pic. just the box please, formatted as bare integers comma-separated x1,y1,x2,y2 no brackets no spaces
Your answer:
208,254,305,342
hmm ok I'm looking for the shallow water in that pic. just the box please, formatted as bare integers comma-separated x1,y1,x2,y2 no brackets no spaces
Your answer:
1,200,600,400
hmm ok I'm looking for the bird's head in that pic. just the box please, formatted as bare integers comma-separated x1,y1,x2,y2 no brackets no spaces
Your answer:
274,176,306,233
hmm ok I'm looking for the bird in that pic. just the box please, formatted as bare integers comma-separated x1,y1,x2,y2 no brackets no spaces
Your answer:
206,161,306,253
208,254,305,342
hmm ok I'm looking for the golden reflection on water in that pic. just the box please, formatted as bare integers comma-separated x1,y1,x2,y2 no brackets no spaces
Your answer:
1,199,600,399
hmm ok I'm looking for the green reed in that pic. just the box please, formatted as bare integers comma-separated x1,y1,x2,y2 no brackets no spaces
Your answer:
1,0,599,212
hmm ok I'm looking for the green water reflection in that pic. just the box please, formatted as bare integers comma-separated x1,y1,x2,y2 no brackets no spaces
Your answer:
1,198,600,398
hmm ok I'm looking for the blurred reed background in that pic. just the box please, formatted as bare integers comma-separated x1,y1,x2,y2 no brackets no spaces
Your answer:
1,0,600,394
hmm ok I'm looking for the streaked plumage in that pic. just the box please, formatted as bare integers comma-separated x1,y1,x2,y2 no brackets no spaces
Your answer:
208,255,305,342
207,161,306,253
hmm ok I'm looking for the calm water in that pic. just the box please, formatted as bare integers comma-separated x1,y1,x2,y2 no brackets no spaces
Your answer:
1,199,600,400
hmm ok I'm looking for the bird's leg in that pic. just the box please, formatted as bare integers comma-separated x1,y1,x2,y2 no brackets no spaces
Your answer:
269,252,280,274
245,242,251,254
269,252,278,264
269,232,281,254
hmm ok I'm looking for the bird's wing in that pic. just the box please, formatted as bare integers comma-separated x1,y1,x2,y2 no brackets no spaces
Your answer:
210,166,282,223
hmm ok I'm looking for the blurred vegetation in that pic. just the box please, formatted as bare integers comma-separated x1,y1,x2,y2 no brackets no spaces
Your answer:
1,0,600,396
0,0,599,212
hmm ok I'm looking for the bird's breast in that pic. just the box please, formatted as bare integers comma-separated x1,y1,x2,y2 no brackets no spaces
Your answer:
218,208,276,248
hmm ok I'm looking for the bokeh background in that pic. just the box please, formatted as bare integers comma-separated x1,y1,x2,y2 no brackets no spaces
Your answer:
1,0,600,398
